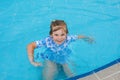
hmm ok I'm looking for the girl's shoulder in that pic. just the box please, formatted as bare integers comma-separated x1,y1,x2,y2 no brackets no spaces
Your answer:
45,36,52,41
66,35,78,40
43,36,54,44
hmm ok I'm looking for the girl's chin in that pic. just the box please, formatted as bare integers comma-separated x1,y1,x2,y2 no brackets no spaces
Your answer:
56,41,63,44
56,42,62,44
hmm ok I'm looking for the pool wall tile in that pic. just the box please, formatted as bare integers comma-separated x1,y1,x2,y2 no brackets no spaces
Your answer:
67,58,120,80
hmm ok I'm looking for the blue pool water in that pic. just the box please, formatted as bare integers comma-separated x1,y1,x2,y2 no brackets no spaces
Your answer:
0,0,120,80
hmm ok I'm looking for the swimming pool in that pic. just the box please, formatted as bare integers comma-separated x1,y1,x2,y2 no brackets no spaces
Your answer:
0,0,120,80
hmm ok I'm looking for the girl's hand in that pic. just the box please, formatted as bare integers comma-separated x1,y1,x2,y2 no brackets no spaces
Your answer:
31,61,42,67
83,36,95,44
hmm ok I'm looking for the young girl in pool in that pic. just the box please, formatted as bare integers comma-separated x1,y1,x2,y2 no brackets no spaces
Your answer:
27,20,93,80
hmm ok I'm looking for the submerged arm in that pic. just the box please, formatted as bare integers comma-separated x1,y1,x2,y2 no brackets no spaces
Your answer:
27,42,36,63
78,35,94,43
27,42,42,66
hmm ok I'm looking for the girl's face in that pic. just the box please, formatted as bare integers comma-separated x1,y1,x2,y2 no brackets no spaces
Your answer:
51,29,67,45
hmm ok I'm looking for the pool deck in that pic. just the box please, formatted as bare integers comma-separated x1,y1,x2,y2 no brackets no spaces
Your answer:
67,58,120,80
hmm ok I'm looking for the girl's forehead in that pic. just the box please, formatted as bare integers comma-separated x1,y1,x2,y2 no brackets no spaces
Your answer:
52,25,66,28
53,28,66,33
53,27,66,32
52,25,66,30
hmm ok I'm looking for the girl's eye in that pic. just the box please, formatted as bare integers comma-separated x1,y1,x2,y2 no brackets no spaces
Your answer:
61,34,65,36
55,34,58,36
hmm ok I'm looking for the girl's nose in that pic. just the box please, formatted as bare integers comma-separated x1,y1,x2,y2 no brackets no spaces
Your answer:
58,36,62,39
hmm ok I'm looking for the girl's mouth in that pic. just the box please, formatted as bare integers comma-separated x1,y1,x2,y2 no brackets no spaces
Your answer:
56,40,64,44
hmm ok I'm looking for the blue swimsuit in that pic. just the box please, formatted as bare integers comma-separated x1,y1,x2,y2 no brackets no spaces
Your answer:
35,35,78,64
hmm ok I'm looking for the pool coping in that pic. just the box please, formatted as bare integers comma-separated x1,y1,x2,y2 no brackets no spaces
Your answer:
66,58,120,80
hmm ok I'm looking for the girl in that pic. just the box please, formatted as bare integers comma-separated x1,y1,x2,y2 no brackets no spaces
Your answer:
27,20,93,80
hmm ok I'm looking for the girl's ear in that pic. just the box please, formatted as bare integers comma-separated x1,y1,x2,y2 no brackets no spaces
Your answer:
50,34,53,37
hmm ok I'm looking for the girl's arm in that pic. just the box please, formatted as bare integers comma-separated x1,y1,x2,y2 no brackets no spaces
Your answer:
27,42,42,66
78,35,86,39
78,35,94,43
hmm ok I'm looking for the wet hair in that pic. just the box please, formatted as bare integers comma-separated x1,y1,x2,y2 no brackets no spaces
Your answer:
49,20,69,35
